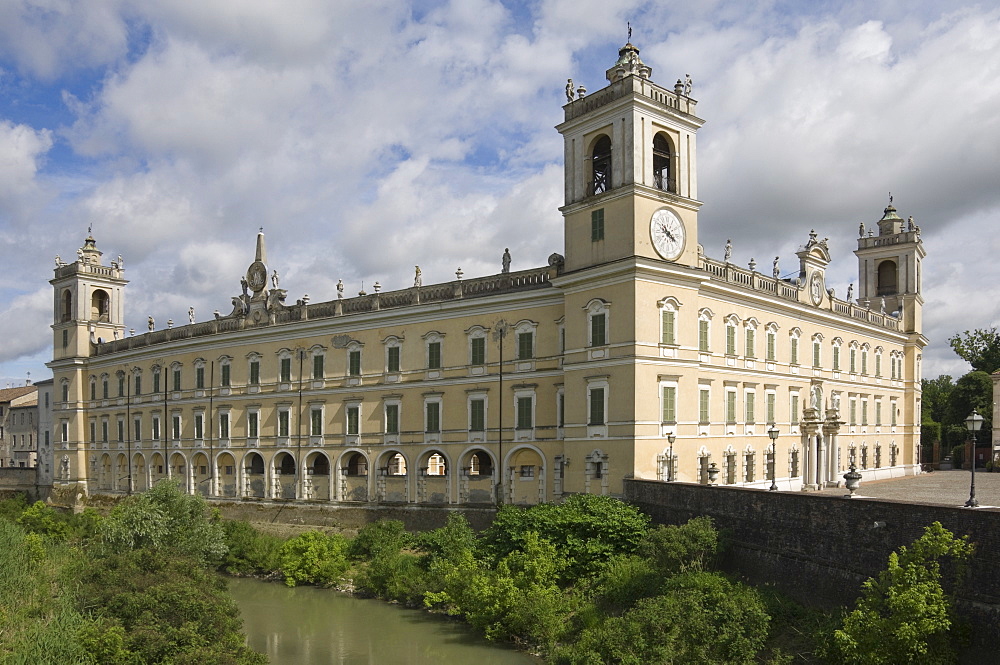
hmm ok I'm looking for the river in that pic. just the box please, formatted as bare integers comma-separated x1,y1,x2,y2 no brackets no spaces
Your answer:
228,576,543,665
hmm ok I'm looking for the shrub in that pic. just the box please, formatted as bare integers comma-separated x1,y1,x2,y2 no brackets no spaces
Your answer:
349,519,413,560
637,515,719,575
222,519,284,575
279,531,350,587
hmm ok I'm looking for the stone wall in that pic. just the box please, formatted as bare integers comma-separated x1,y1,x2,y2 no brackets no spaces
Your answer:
211,500,497,533
624,479,1000,651
0,468,40,500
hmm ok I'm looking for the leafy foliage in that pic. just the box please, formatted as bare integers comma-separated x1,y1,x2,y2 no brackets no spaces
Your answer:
279,531,350,587
349,519,413,560
949,327,1000,374
221,519,284,575
832,522,974,664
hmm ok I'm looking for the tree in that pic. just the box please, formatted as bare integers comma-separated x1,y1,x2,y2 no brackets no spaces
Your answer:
949,327,1000,374
832,522,973,664
921,375,954,426
945,371,993,441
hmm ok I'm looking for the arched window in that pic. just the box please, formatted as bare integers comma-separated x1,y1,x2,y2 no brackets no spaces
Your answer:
91,289,110,322
876,260,897,296
653,133,675,192
61,290,73,322
590,135,612,195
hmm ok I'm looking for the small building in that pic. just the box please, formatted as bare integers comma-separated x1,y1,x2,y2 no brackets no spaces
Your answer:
0,386,39,468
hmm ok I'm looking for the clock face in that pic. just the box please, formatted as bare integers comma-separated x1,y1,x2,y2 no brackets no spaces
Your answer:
810,271,824,305
246,261,267,293
650,208,686,261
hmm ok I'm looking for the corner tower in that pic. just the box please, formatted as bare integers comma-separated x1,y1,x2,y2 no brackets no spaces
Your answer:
854,201,925,334
556,42,705,273
50,234,128,360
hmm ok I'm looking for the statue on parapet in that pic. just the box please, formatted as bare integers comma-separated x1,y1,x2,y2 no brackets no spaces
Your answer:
683,74,693,95
502,248,512,273
723,239,732,263
147,316,154,332
565,79,575,103
414,266,422,288
337,279,344,299
271,270,280,289
188,307,195,324
772,256,780,279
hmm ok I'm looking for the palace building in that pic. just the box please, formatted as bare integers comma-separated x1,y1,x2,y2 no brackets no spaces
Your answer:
45,42,925,505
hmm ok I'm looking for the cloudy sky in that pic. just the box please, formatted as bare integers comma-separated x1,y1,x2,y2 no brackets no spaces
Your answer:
1,0,998,387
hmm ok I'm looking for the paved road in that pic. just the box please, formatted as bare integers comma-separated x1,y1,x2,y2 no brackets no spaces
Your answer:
832,469,1000,508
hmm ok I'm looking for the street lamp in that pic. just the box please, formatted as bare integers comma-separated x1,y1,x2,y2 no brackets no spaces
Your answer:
965,409,984,508
767,426,779,491
667,432,676,482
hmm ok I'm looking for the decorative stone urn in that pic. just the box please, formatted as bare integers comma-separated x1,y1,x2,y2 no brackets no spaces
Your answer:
707,462,721,486
843,463,862,497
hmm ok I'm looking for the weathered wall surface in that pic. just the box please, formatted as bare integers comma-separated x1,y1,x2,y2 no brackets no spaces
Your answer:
211,500,497,533
0,468,41,500
624,479,1000,652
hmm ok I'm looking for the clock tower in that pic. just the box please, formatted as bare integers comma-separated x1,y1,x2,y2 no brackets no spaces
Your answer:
556,42,705,273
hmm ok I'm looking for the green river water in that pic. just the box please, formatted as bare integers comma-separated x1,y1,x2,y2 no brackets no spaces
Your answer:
228,576,543,665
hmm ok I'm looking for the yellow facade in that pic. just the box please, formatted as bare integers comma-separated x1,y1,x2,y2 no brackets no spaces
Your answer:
46,42,925,505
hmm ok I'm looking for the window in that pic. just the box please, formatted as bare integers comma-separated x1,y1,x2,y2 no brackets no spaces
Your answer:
516,331,533,360
745,327,755,358
220,413,230,439
790,393,799,425
425,402,440,433
726,322,736,355
875,352,882,377
850,347,857,373
349,350,361,376
745,391,756,423
861,400,868,426
850,399,857,425
833,345,841,371
248,412,259,439
278,410,289,437
661,385,676,423
790,336,799,365
699,389,710,423
516,396,533,429
61,422,68,442
591,312,606,347
347,405,360,435
312,354,324,380
280,357,292,382
62,382,69,403
310,409,322,437
118,374,125,397
196,366,205,390
725,390,737,424
590,135,611,195
427,341,442,369
766,328,776,361
470,337,485,366
152,416,160,441
221,363,231,387
861,349,868,375
653,133,674,192
657,308,675,345
589,387,606,425
591,208,605,241
766,392,776,424
102,376,109,399
891,399,897,426
385,403,400,434
133,417,141,441
194,413,203,440
153,370,161,394
90,380,97,401
117,419,124,442
699,319,710,352
172,368,181,392
171,415,180,440
875,401,882,426
387,345,401,372
249,359,260,385
812,339,821,368
470,398,485,432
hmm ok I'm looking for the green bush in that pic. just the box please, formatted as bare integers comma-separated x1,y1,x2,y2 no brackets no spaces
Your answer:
637,515,718,575
279,531,350,587
356,550,430,604
221,519,284,575
554,571,770,665
349,519,413,560
586,554,659,616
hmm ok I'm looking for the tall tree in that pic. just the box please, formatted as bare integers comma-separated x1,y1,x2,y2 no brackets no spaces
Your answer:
949,327,1000,374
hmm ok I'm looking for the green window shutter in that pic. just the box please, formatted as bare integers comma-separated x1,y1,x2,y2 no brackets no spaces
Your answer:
118,376,125,397
862,352,868,375
790,338,798,365
699,390,710,422
699,320,709,351
470,337,485,365
387,346,400,372
347,407,359,435
589,387,605,425
850,401,857,425
862,402,868,425
428,342,441,369
249,413,258,438
153,372,161,394
833,346,840,371
766,393,776,424
661,310,675,345
280,358,291,382
279,411,289,437
791,395,799,424
591,209,605,241
313,355,324,379
875,354,881,377
850,349,856,373
221,414,230,439
726,392,736,423
194,415,202,440
746,392,755,423
517,331,533,360
766,332,775,361
591,313,606,346
662,386,676,423
726,326,735,354
170,417,179,440
196,367,205,389
470,399,485,431
311,410,322,436
221,364,231,386
517,396,533,429
386,404,399,434
349,350,361,376
426,403,440,432
745,329,755,358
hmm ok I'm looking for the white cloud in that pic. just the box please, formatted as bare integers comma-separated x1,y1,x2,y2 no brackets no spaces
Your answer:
0,288,51,363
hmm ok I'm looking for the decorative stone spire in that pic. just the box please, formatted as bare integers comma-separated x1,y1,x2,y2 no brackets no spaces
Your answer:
877,197,903,236
255,228,267,264
606,42,652,83
79,233,103,264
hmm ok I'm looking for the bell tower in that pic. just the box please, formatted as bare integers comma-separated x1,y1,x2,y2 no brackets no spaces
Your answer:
854,200,925,333
50,234,128,360
556,42,705,273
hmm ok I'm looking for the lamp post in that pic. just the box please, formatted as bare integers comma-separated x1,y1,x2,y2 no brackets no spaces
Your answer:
965,409,984,508
767,425,779,491
667,432,676,482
